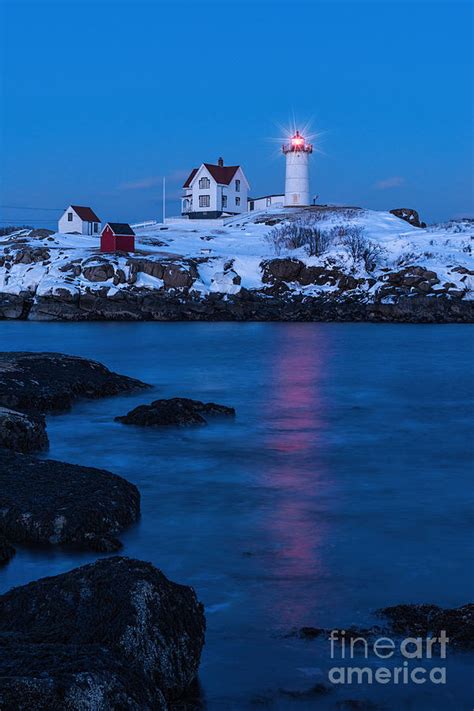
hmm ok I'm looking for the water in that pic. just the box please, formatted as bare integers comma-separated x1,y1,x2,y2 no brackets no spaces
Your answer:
0,322,473,709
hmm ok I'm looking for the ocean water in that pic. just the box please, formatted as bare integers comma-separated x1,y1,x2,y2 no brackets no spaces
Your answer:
0,322,473,710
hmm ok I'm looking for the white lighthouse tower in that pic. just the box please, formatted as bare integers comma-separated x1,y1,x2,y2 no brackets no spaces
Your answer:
282,130,313,207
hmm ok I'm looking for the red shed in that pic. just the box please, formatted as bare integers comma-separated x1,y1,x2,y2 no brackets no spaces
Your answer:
100,223,135,253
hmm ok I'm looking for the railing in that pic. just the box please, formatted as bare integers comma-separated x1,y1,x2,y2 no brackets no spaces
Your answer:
131,220,158,229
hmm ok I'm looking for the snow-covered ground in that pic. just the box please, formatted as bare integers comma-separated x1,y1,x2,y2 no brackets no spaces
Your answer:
0,208,473,300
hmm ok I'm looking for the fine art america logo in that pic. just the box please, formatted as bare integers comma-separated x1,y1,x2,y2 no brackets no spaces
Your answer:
327,629,448,685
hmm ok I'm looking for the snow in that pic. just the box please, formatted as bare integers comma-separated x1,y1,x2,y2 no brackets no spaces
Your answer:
1,208,473,300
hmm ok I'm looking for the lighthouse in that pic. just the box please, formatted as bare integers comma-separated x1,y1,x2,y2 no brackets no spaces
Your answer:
282,130,313,207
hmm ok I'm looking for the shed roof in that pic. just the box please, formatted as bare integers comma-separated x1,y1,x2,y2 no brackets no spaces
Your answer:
104,222,135,236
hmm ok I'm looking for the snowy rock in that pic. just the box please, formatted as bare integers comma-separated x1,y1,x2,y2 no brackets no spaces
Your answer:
0,406,48,453
390,208,425,228
116,397,235,427
210,269,242,294
0,556,206,708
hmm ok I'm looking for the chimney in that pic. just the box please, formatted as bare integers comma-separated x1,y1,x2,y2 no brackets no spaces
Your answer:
218,157,224,167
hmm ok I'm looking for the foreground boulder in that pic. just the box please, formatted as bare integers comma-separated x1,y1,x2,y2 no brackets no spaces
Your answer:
0,557,206,709
0,352,147,414
116,397,235,427
0,407,48,453
378,603,474,649
0,450,140,553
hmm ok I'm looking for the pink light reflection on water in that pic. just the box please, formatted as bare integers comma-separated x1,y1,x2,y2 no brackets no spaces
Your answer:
258,326,334,628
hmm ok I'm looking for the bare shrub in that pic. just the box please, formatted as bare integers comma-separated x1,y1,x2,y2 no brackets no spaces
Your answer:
340,226,383,272
395,251,420,267
266,220,333,257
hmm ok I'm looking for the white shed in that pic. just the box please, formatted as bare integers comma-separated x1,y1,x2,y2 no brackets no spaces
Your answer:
58,205,101,235
248,194,285,211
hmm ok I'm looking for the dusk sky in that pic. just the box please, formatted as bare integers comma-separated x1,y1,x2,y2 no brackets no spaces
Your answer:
1,0,472,228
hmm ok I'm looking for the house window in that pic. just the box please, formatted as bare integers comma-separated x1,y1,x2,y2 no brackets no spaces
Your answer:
222,195,228,208
235,197,241,206
199,177,210,189
235,179,240,192
93,223,98,233
199,195,210,208
68,212,73,222
249,201,254,211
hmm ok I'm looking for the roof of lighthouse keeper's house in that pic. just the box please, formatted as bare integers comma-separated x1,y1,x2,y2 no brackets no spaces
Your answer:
183,162,243,187
70,205,101,222
103,222,135,236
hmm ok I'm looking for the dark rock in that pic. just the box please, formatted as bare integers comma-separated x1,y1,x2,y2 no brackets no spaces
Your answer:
116,397,235,427
128,257,165,280
28,228,54,238
452,265,474,276
262,258,304,283
83,262,115,282
0,450,140,552
0,532,15,565
13,247,50,265
4,288,474,323
280,682,332,698
298,265,338,286
378,603,474,649
337,701,380,710
0,352,147,413
0,556,206,708
0,407,48,452
298,626,325,639
390,208,423,228
162,264,196,289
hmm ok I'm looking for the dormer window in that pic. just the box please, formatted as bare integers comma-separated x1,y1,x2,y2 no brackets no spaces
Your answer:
235,179,241,192
199,177,210,189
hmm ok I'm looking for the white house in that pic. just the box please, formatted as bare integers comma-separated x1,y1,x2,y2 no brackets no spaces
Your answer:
58,205,101,235
182,158,249,219
248,194,285,212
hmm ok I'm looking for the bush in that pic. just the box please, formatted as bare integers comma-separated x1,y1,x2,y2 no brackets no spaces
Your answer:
266,214,334,257
340,226,383,272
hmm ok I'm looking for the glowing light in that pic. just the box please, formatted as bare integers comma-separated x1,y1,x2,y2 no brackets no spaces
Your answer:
292,131,305,147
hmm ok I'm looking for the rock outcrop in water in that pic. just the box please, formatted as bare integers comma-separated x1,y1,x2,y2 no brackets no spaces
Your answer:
0,556,206,709
0,351,148,414
116,397,235,427
0,532,15,566
378,603,474,649
0,406,48,452
0,450,140,553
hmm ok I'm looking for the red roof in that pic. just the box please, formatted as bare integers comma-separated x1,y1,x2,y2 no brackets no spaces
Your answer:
71,205,101,222
182,164,240,188
183,168,198,188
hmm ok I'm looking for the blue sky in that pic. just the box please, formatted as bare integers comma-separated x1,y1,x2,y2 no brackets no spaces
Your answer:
0,0,472,228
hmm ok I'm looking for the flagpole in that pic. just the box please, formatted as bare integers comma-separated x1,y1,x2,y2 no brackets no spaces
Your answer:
162,176,166,224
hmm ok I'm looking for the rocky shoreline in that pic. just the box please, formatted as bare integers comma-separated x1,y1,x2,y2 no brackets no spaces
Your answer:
1,289,473,323
0,352,207,709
